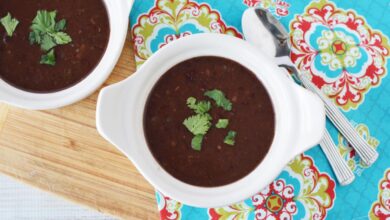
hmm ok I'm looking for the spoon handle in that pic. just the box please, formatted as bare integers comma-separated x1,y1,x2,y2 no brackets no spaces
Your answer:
320,130,355,185
278,66,355,185
298,74,378,166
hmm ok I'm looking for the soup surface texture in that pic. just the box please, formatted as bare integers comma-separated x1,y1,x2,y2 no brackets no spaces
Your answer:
0,0,110,93
144,56,275,187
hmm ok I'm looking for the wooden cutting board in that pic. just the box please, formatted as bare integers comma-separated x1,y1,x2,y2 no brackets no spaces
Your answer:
0,31,159,220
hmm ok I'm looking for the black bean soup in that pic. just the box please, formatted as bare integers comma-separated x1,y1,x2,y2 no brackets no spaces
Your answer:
144,56,275,187
0,0,110,93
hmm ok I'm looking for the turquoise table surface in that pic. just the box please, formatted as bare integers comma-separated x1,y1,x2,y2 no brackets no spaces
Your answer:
129,0,390,219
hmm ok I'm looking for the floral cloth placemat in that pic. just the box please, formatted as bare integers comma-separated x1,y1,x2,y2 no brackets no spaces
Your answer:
129,0,390,219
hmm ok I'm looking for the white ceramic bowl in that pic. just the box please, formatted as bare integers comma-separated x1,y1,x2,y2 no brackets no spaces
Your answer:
0,0,133,110
96,33,325,208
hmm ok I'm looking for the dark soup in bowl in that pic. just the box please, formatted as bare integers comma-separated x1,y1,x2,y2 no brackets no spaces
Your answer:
144,56,275,187
0,0,109,93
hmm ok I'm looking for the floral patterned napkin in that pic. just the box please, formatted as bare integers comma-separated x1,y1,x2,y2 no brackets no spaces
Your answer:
129,0,390,219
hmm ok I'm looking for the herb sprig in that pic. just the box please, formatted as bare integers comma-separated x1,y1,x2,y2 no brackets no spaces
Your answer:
204,89,232,111
183,114,212,136
224,131,237,146
191,135,204,151
29,10,72,66
40,49,56,65
187,97,211,114
0,13,19,37
183,97,213,151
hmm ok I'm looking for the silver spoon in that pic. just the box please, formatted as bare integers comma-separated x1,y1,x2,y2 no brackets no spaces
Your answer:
242,8,358,185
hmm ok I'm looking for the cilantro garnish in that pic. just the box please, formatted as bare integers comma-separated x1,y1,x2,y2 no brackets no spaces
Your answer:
216,119,229,129
191,135,204,151
183,89,236,151
40,49,56,66
50,31,72,45
54,19,66,32
29,10,72,66
187,97,211,114
40,34,56,51
183,114,212,136
224,131,237,146
0,13,19,37
183,97,212,151
204,89,232,111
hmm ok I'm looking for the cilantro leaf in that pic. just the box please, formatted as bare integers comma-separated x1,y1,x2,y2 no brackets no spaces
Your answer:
196,101,211,114
30,10,72,65
40,49,56,66
204,113,212,120
50,32,72,44
204,89,232,111
183,114,212,136
31,10,57,33
216,119,229,129
41,34,56,51
55,19,66,31
187,97,197,108
0,13,19,37
186,97,211,114
191,135,204,151
29,30,41,44
224,131,237,146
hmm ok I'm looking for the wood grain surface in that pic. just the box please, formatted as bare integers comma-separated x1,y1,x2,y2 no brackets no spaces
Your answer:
0,31,160,220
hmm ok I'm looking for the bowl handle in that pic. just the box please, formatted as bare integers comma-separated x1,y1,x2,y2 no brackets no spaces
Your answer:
292,85,325,157
96,82,126,148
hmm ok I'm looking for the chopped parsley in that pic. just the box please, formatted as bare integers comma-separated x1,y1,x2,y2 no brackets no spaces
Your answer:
29,10,72,66
204,89,232,111
187,97,211,114
191,135,204,151
183,114,212,136
216,119,229,129
224,131,237,146
0,13,19,37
